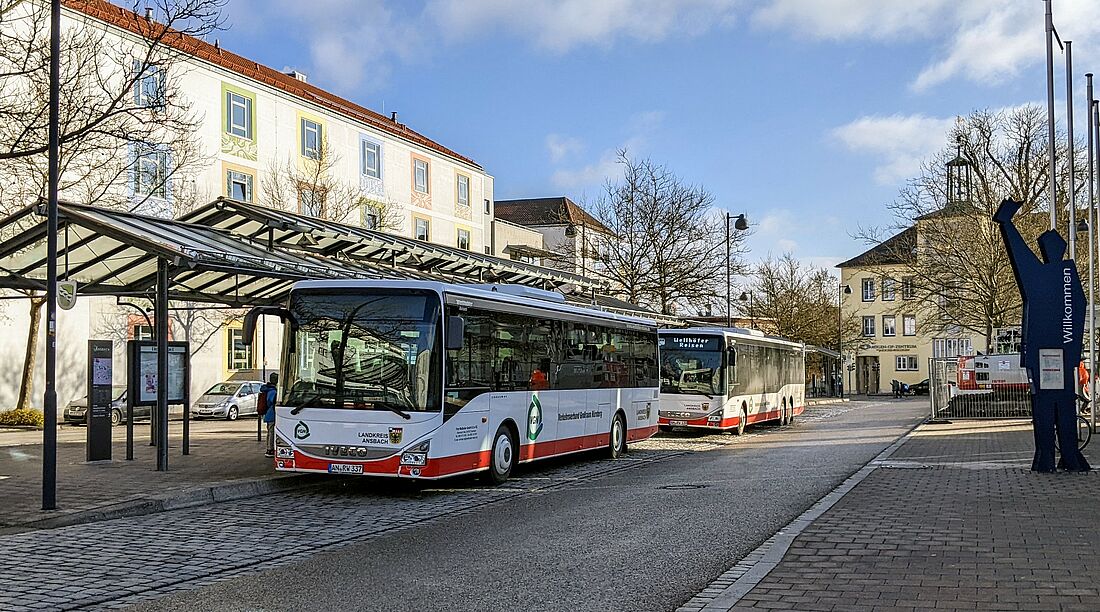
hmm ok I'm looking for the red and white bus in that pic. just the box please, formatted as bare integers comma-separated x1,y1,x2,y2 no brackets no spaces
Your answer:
244,280,660,483
657,328,806,434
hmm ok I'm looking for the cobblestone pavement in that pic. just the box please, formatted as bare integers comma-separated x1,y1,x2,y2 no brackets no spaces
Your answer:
0,420,275,529
0,402,872,612
681,420,1100,612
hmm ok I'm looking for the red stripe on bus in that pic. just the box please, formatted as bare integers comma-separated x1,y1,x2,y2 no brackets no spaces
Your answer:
288,424,659,479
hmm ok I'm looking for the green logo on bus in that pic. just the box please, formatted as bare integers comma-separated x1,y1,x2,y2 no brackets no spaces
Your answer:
527,394,544,441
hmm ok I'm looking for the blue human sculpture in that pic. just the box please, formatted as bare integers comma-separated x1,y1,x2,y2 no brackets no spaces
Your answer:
995,199,1090,472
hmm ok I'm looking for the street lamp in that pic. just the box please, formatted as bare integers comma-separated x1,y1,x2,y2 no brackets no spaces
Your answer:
738,291,755,329
838,284,852,398
725,213,749,327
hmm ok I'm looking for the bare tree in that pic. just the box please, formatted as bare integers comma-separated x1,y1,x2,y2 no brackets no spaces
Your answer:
95,299,238,359
853,105,1085,348
582,151,746,315
741,253,858,348
0,0,223,408
261,137,402,229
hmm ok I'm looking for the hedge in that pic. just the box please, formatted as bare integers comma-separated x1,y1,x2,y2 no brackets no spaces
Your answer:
0,408,45,428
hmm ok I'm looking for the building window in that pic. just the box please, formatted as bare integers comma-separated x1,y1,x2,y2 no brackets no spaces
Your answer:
457,228,470,250
862,316,875,337
362,202,380,230
226,170,253,202
414,158,429,194
485,245,492,255
882,315,896,337
896,355,918,371
133,324,153,341
994,326,1022,353
133,144,169,199
414,217,430,241
226,91,253,140
902,276,915,299
903,314,916,336
299,188,323,217
484,199,491,215
361,139,381,179
861,278,875,302
933,337,974,358
301,118,322,159
882,278,896,301
456,174,470,207
133,61,164,108
226,328,254,371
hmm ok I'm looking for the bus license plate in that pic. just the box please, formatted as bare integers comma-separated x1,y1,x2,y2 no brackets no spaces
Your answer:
328,463,363,474
670,420,687,426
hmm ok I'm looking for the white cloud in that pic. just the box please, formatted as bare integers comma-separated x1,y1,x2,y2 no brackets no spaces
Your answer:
751,0,959,41
425,0,739,53
831,114,956,184
233,0,425,92
752,0,1100,92
551,148,625,191
545,134,584,163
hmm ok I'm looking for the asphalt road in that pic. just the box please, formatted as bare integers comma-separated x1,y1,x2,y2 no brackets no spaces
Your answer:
127,398,927,612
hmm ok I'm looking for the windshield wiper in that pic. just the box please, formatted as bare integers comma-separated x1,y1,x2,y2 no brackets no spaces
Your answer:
289,393,321,415
372,401,412,420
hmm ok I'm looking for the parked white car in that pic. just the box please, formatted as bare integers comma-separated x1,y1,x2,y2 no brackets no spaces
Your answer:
191,381,264,420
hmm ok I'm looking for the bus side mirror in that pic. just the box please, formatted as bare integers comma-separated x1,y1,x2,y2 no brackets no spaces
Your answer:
445,315,465,351
242,306,298,347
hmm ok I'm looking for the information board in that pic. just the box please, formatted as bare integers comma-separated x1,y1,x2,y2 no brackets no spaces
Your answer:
127,340,189,406
87,340,113,461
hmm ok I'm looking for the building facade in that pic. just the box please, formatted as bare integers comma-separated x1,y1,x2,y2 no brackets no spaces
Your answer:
838,228,987,395
0,0,522,410
494,197,613,275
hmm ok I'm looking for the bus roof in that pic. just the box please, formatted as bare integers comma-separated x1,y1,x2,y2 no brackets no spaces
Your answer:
290,279,658,328
659,326,805,350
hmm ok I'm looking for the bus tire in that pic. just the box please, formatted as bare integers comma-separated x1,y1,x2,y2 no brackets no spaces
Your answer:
486,424,517,485
780,399,788,426
788,398,796,424
608,412,627,459
735,405,747,436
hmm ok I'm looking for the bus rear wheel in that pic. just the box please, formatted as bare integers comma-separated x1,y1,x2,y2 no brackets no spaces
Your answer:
735,406,747,436
486,425,516,485
788,398,796,425
608,412,627,459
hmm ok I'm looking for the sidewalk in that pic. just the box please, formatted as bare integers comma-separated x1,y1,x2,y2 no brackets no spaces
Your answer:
682,419,1100,611
0,420,318,532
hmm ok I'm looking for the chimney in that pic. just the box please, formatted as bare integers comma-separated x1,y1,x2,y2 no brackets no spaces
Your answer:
144,7,153,21
285,70,308,83
391,111,398,122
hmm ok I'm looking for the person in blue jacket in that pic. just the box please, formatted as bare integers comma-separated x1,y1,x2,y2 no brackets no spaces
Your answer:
260,373,278,458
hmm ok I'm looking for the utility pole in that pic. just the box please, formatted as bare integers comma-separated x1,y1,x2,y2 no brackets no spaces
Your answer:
42,0,61,511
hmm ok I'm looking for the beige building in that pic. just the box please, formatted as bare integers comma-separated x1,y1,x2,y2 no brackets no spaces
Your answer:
838,227,987,395
494,197,613,275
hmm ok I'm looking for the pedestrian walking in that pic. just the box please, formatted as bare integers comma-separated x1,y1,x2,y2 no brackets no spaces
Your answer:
259,372,278,458
891,379,900,399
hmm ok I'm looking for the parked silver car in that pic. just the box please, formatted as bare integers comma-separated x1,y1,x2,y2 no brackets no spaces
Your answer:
191,381,264,420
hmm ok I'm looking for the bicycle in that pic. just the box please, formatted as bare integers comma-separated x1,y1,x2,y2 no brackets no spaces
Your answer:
1055,395,1093,452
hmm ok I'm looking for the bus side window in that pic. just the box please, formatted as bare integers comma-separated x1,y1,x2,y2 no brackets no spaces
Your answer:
727,347,737,390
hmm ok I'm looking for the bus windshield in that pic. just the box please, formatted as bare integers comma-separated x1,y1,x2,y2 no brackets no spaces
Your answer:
282,289,442,413
659,335,724,396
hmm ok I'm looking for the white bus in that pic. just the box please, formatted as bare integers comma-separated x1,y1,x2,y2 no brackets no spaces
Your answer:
657,328,806,434
243,280,660,483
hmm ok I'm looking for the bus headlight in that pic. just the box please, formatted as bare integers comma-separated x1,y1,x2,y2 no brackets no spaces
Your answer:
401,440,430,466
401,452,428,466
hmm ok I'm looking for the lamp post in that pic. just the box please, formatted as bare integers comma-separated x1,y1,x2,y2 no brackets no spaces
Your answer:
838,283,852,398
738,291,755,329
725,213,749,327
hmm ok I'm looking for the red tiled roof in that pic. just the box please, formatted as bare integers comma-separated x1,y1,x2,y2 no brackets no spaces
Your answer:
66,0,482,170
494,197,612,235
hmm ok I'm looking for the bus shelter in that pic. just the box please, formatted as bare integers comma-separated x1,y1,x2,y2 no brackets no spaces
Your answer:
0,198,668,482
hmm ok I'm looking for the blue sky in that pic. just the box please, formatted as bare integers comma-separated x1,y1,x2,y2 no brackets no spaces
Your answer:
218,0,1100,270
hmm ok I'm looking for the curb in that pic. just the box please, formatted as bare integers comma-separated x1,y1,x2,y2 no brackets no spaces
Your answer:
2,473,325,533
678,414,927,612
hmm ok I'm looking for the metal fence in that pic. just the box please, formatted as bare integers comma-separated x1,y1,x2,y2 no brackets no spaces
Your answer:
928,357,1033,420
